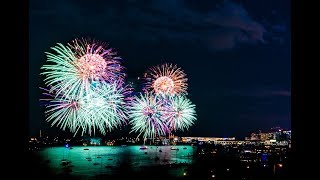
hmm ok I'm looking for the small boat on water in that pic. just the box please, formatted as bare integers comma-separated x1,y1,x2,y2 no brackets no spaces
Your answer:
159,149,162,152
97,156,101,158
108,158,113,160
84,148,89,150
61,160,71,166
144,152,148,154
183,147,187,149
140,146,148,150
171,147,179,150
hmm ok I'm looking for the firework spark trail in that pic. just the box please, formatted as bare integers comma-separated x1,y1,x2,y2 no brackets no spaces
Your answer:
143,63,188,95
128,63,197,139
42,81,128,136
128,93,170,140
161,95,197,131
41,38,124,99
40,40,197,137
40,38,131,135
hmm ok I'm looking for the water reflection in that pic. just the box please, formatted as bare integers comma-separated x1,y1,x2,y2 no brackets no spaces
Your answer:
38,145,195,178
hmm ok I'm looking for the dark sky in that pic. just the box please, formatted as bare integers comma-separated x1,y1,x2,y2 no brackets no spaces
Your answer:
29,0,291,139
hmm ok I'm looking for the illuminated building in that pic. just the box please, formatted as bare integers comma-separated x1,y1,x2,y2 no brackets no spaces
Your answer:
248,133,260,140
282,130,291,139
259,132,276,141
162,138,170,145
181,137,236,144
246,128,290,142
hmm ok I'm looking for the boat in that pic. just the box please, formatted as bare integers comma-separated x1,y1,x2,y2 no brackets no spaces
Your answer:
183,147,187,149
144,152,148,154
171,147,179,150
159,149,162,152
108,158,113,160
84,148,89,150
60,161,69,166
140,146,148,150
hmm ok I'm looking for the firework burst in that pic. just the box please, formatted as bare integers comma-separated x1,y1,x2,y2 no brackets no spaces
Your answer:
42,82,129,136
143,63,188,95
162,95,197,131
41,38,124,99
128,93,170,140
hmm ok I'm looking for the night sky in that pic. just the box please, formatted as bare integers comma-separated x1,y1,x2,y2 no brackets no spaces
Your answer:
29,0,291,139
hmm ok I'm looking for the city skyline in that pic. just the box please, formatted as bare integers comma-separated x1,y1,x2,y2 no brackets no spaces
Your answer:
35,124,291,140
29,0,291,138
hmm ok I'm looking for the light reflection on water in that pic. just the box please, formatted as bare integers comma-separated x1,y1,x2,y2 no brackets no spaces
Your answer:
38,145,196,177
